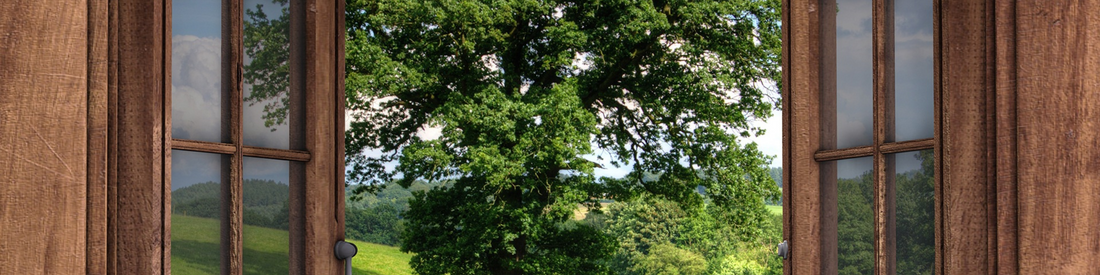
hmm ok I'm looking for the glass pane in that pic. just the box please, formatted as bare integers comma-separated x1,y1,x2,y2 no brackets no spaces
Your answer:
243,0,293,149
172,0,224,143
171,150,226,274
835,156,873,275
243,157,292,275
894,0,935,141
836,0,874,148
892,150,934,274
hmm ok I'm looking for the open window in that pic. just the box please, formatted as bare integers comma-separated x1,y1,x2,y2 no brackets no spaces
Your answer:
783,0,940,274
109,0,347,273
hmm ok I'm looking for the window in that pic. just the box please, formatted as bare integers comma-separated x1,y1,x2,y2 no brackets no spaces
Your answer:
165,0,344,274
783,0,939,274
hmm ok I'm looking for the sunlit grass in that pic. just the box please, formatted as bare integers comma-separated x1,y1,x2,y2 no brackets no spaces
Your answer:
170,214,414,275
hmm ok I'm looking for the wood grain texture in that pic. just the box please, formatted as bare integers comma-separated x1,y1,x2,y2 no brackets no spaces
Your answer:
301,0,341,273
787,0,827,273
336,0,348,242
87,0,110,273
0,1,89,273
940,0,993,274
994,0,1018,273
780,0,791,274
113,0,167,273
932,0,943,273
1014,1,1100,273
226,0,245,273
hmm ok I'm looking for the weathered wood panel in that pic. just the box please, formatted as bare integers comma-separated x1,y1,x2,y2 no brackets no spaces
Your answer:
112,0,167,273
301,0,341,273
785,0,827,274
0,1,89,274
87,0,110,273
939,0,994,274
994,0,1018,273
1014,1,1100,273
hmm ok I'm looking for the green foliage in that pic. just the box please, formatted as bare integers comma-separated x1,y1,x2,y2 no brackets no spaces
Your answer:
242,0,292,128
347,203,406,246
593,196,781,275
895,150,934,275
838,172,873,275
340,0,781,273
634,243,708,275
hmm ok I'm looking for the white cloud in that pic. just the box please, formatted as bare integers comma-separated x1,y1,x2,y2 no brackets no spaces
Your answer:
171,35,223,142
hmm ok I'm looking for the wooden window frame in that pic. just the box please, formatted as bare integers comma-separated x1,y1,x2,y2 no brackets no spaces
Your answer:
108,0,346,274
782,0,942,274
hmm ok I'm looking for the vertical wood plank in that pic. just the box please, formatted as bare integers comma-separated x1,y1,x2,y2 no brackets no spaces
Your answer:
0,1,89,274
336,0,348,242
107,0,120,272
289,0,308,273
932,0,943,273
113,0,167,273
225,0,245,273
1014,1,1100,273
872,0,896,273
788,0,826,274
994,0,1018,273
939,0,992,274
302,0,340,274
780,0,792,273
88,0,111,273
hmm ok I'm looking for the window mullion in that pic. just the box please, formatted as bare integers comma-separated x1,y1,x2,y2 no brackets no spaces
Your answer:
224,0,245,274
872,0,896,274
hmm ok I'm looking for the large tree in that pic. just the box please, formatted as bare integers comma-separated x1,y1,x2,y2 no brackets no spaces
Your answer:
341,0,781,274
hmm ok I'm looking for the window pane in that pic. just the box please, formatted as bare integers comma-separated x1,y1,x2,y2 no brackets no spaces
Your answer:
243,0,294,149
894,0,934,141
171,150,226,274
891,150,934,274
172,0,224,143
243,157,293,275
834,156,873,275
836,0,874,148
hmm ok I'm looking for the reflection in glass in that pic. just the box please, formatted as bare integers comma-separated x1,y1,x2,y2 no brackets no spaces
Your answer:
243,0,293,149
835,157,873,275
892,150,934,274
836,0,874,148
170,150,225,274
172,0,223,143
894,0,935,141
243,157,292,275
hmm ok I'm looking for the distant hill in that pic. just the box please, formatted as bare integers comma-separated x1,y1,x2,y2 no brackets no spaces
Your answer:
172,179,290,229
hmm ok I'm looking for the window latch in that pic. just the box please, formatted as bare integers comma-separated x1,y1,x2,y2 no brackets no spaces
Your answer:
335,240,358,275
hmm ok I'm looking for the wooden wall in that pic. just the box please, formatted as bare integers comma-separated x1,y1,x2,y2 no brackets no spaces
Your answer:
933,0,1100,273
0,0,106,274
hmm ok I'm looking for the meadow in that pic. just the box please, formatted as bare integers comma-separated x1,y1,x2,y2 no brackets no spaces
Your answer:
170,214,414,275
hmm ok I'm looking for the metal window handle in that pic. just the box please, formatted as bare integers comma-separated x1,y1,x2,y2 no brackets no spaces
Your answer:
777,240,790,260
335,240,358,275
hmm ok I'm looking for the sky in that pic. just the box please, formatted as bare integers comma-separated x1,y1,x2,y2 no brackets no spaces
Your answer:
170,0,933,189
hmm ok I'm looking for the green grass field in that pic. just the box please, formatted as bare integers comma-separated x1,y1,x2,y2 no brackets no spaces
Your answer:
170,215,414,275
766,205,783,215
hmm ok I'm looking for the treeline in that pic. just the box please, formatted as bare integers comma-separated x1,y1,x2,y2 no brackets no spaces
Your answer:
172,179,290,230
579,196,784,275
344,180,447,246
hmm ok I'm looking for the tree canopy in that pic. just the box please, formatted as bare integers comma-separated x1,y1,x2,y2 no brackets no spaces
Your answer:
342,0,782,274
